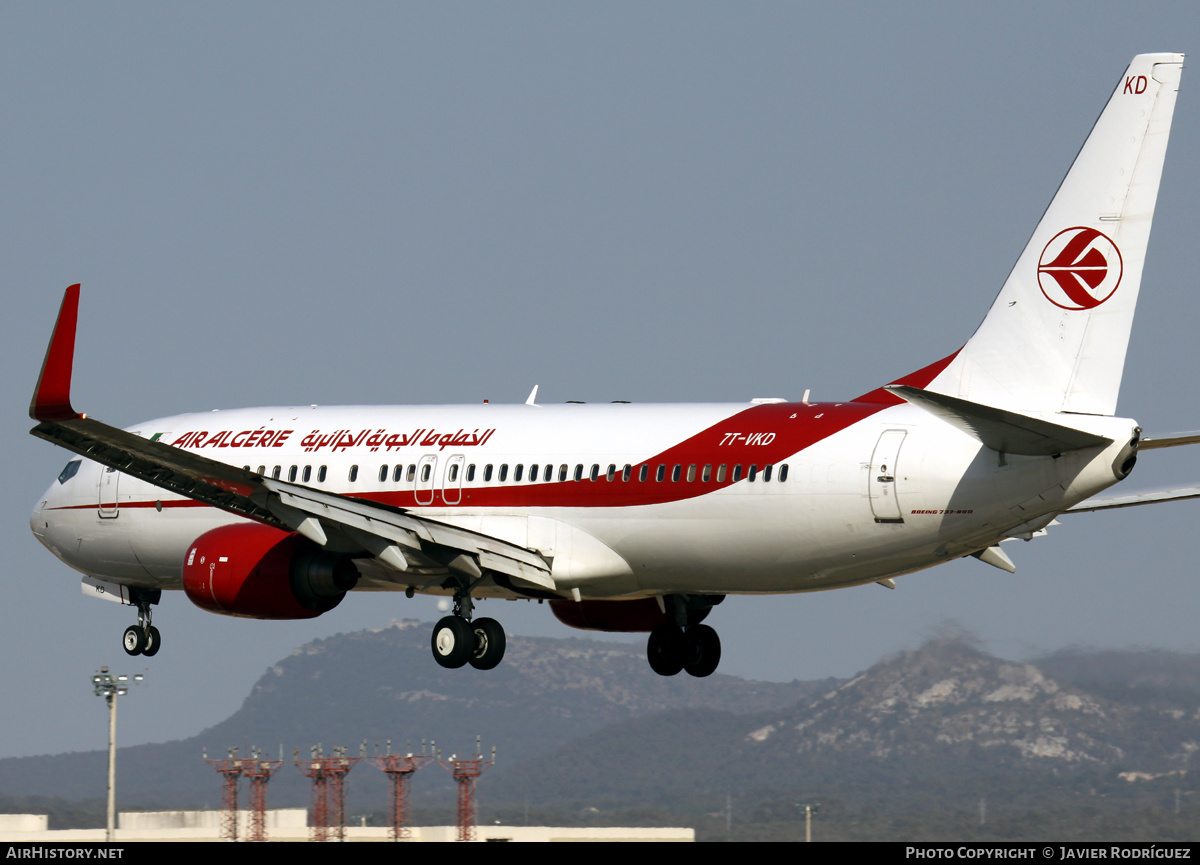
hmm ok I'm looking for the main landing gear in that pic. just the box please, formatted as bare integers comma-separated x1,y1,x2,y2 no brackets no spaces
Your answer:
430,589,506,670
646,595,723,678
122,589,162,657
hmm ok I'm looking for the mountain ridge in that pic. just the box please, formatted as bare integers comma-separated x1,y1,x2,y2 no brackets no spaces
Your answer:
0,623,1195,819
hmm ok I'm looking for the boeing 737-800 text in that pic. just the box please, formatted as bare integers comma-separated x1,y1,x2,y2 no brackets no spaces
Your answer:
29,54,1199,676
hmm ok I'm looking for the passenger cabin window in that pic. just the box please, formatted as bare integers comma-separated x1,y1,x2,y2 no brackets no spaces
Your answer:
717,464,727,482
656,465,665,482
607,464,616,481
257,465,266,476
574,465,583,482
348,465,358,482
639,465,648,482
763,465,773,482
421,464,431,482
514,464,523,482
449,464,460,482
272,466,281,479
733,465,743,482
702,464,712,482
484,464,494,482
544,465,553,482
671,464,681,482
303,466,312,483
406,465,416,483
622,465,631,482
779,464,789,482
559,464,568,482
393,464,404,483
499,464,509,482
378,465,388,483
589,464,599,482
748,464,758,482
467,464,476,482
529,464,538,482
288,465,298,482
318,466,327,483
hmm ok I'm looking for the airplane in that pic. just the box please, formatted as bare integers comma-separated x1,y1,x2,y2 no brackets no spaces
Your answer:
29,53,1198,677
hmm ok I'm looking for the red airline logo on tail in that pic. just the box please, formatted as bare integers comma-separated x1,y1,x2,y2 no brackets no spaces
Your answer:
1037,226,1123,310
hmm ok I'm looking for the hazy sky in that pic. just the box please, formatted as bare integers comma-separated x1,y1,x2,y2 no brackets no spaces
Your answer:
3,3,1199,761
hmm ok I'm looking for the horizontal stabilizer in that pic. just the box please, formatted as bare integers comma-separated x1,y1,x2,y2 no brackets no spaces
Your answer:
885,385,1113,455
1139,431,1200,450
1066,485,1200,512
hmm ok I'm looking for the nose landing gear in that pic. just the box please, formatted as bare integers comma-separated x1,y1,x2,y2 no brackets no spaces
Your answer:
121,590,161,657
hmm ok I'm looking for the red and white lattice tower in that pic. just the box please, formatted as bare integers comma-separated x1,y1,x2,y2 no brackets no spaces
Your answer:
368,740,435,841
295,745,362,842
240,748,284,842
203,748,243,842
439,737,495,842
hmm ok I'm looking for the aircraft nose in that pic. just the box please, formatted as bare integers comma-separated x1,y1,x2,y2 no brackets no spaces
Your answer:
29,482,54,537
30,481,57,541
30,498,46,539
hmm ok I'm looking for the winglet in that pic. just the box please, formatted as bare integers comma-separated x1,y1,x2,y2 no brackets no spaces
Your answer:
30,285,83,421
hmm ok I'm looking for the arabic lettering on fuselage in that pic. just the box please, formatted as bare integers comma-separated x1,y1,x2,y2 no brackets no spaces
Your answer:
169,428,497,453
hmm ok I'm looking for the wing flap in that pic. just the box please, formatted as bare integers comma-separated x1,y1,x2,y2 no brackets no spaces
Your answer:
263,479,555,590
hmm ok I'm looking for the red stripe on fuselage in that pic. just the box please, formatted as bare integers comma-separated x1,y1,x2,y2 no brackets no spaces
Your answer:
352,400,886,509
55,355,958,516
854,349,960,405
53,400,891,512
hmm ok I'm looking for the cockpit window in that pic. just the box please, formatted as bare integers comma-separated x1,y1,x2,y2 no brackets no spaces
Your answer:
58,460,82,485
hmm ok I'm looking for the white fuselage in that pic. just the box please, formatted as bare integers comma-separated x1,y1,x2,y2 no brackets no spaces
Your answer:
30,399,1138,601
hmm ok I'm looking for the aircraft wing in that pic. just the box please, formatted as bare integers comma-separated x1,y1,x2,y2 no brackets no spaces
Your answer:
29,286,555,594
1065,485,1200,513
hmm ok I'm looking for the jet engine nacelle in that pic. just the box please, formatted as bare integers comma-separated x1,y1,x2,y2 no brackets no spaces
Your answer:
549,597,669,632
182,523,359,619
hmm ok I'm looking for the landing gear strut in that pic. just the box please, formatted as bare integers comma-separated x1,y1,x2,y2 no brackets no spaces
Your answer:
122,590,161,657
646,595,723,677
430,586,507,670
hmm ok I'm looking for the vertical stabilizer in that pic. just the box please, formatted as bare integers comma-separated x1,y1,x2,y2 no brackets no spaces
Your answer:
925,54,1183,415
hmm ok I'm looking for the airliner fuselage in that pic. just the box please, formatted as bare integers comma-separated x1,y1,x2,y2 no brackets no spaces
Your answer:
33,399,1137,598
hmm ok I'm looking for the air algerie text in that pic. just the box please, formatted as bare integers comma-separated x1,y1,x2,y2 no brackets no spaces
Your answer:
170,428,496,453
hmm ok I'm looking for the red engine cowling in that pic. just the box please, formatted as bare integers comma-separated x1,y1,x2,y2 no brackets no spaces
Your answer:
182,523,359,619
549,597,669,632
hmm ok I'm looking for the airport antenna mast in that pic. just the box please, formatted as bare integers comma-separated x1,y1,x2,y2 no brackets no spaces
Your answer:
241,746,284,842
368,739,435,841
439,737,495,842
295,744,362,841
202,747,243,841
